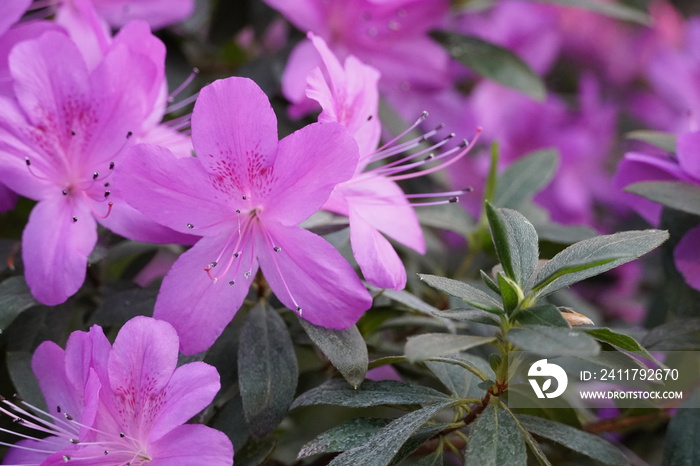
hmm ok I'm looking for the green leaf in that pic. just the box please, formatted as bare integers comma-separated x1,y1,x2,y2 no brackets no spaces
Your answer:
486,204,540,287
663,390,700,465
417,203,475,236
515,304,569,328
0,276,38,331
531,229,669,298
328,401,455,466
388,423,451,466
466,402,527,466
234,436,277,466
497,273,522,313
238,304,298,439
531,0,649,24
299,319,368,388
507,326,599,357
494,149,559,209
298,418,392,458
641,318,700,350
480,270,501,294
418,274,503,313
428,354,493,382
626,130,676,152
292,379,454,409
405,333,496,362
6,351,45,411
584,328,655,360
431,30,546,100
625,181,700,217
518,414,629,465
426,355,489,398
368,284,456,331
439,308,501,326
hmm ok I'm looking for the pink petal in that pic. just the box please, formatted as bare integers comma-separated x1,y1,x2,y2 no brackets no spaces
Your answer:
348,207,406,290
675,225,700,291
22,197,97,305
677,131,700,181
154,234,259,355
149,424,233,466
190,77,278,196
282,39,323,108
55,0,111,71
137,123,193,159
1,436,67,465
116,143,233,237
92,0,195,29
0,0,31,36
261,0,327,35
63,325,111,393
31,341,81,420
262,122,359,225
256,221,371,329
150,362,221,442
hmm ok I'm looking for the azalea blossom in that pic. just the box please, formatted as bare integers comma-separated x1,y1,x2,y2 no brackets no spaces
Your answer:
304,34,476,290
51,0,194,30
0,26,190,305
262,0,452,118
1,316,233,465
117,76,373,355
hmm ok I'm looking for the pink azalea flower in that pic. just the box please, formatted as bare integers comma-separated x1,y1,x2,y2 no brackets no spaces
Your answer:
116,76,373,355
262,0,451,117
304,34,477,290
0,27,191,305
0,316,232,465
53,0,194,30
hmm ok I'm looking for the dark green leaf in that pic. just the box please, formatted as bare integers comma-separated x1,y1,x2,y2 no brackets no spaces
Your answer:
6,351,45,411
531,230,669,298
292,379,454,409
626,130,676,152
388,423,451,465
466,402,527,466
584,328,655,361
518,414,629,465
439,308,501,326
426,356,486,398
405,333,495,362
426,354,493,382
480,270,501,294
431,31,546,100
531,0,649,24
328,401,455,466
516,304,569,328
494,149,559,209
625,181,700,217
238,304,298,439
486,204,540,287
507,326,599,357
369,284,457,331
663,390,700,466
300,319,368,388
298,418,392,458
418,274,503,313
497,273,521,313
417,203,475,236
0,277,37,331
234,436,277,466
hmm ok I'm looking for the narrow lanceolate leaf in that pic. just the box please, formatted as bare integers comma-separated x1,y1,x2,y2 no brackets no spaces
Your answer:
626,130,676,152
486,204,540,287
531,230,669,299
625,181,700,217
531,0,649,24
0,276,38,331
430,30,546,100
515,304,570,328
518,414,629,466
419,274,503,313
439,308,501,326
329,401,455,466
292,379,454,409
405,333,496,362
583,328,655,359
494,149,559,209
663,391,700,466
466,402,527,466
238,304,298,439
507,326,599,357
299,319,368,388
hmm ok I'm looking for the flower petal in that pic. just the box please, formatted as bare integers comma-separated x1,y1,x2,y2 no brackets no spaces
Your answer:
1,436,67,465
675,225,700,291
262,122,359,224
92,0,195,30
149,362,221,442
0,0,31,36
348,207,406,290
31,341,81,420
22,197,97,305
154,233,258,355
677,131,700,181
256,222,371,329
191,77,278,197
148,424,233,466
116,143,233,237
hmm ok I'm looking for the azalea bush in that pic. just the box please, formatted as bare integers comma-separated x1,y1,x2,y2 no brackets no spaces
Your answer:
1,0,700,465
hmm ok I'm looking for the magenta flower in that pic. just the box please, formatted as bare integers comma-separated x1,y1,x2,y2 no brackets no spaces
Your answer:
0,27,190,305
1,316,233,465
263,0,451,117
117,76,373,355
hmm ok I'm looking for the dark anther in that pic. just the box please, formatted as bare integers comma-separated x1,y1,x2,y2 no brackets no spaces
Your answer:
69,438,79,444
64,414,74,420
25,157,31,166
449,197,459,203
235,209,241,214
71,130,76,136
109,162,115,170
62,455,71,461
104,451,109,455
244,272,250,278
367,115,373,121
119,432,125,438
62,189,68,195
242,195,247,200
186,223,194,229
459,139,469,148
104,182,110,187
12,417,21,423
93,172,99,180
273,247,281,252
57,406,61,413
126,131,133,139
228,281,234,286
233,253,240,258
72,217,78,223
209,262,217,267
104,191,111,198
